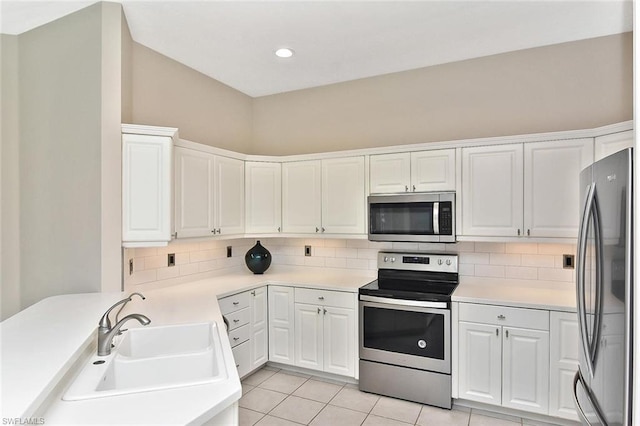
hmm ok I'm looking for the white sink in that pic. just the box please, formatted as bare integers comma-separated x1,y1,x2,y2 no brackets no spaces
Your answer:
63,322,227,401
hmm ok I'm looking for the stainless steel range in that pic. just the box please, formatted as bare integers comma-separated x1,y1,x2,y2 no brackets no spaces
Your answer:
359,251,458,409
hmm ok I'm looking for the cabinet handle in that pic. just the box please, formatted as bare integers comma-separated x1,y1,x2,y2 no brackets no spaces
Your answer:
233,301,240,305
236,363,240,368
212,229,216,234
233,337,239,341
233,319,240,323
496,328,499,336
323,308,327,315
278,227,281,232
527,229,531,236
497,315,505,320
316,227,319,233
172,232,178,238
321,227,325,233
317,308,321,314
405,185,409,192
217,228,221,234
412,185,416,192
318,296,324,301
251,291,256,296
506,330,509,339
517,229,521,236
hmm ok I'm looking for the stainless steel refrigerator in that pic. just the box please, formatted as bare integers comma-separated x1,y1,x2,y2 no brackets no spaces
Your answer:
573,147,633,425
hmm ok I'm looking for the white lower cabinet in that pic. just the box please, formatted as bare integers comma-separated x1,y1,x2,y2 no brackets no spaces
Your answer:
220,286,268,378
268,286,295,365
549,311,579,421
294,288,356,377
458,303,550,415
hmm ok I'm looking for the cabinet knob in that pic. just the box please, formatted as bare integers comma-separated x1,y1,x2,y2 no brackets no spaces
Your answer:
316,227,319,233
318,296,324,301
497,314,506,320
323,308,327,315
405,185,409,192
317,307,321,314
412,185,416,192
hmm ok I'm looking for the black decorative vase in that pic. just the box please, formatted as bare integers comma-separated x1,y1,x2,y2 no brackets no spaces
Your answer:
245,240,272,274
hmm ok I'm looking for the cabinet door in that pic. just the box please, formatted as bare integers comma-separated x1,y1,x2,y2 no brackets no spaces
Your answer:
174,147,215,238
502,327,549,415
549,311,579,421
214,156,244,235
411,149,456,192
595,130,633,161
268,286,295,365
323,306,355,377
250,287,268,370
231,341,251,379
461,144,524,237
369,153,411,194
321,157,366,234
458,322,502,405
122,133,173,245
282,161,322,233
245,162,282,233
524,139,593,238
295,303,323,371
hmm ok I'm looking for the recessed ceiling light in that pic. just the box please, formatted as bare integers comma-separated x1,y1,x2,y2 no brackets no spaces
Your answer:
275,48,294,58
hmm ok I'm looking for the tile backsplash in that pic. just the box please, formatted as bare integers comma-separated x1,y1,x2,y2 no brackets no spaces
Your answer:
125,238,576,287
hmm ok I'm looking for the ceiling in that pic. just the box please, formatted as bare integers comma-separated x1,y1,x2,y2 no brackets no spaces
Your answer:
1,1,633,97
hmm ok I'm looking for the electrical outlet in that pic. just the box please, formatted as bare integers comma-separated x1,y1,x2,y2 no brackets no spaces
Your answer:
227,246,232,258
563,254,575,269
168,253,176,267
305,245,312,256
129,259,134,275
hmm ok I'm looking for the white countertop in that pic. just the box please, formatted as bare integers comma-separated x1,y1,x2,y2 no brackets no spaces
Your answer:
1,266,375,425
453,276,577,312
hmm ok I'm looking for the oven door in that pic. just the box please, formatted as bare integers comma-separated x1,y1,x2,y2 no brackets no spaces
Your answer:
359,298,450,374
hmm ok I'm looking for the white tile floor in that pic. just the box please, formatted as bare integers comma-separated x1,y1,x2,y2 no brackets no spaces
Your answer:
239,367,552,426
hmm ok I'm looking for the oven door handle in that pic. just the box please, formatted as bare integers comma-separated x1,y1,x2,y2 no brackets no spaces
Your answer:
359,295,448,309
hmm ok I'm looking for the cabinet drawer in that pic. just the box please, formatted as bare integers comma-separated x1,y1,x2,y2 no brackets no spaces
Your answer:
232,341,251,379
219,291,251,315
226,307,250,330
459,303,549,330
295,288,354,309
229,324,250,348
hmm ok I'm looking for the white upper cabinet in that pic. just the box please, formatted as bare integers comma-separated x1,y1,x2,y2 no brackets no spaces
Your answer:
370,149,455,194
175,147,216,238
369,153,411,193
462,139,593,239
122,126,176,247
282,160,322,233
595,130,633,161
245,162,282,234
322,157,366,234
214,156,245,235
175,146,244,238
462,144,524,237
282,157,365,234
524,138,593,238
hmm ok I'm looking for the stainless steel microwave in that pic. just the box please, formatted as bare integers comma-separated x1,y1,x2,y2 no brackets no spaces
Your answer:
368,192,455,243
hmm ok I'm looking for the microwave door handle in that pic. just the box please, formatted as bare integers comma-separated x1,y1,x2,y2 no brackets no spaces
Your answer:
433,202,439,234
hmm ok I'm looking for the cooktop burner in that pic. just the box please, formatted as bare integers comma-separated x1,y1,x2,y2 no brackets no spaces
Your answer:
359,252,459,302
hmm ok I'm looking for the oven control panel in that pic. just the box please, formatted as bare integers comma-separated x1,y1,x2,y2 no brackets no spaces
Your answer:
378,252,458,273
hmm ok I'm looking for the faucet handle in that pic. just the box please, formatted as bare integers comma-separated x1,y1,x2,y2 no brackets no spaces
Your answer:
99,293,145,330
115,292,146,325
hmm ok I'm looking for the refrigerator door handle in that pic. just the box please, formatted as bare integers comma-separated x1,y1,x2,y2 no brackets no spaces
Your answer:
576,183,595,377
573,369,607,425
590,187,604,371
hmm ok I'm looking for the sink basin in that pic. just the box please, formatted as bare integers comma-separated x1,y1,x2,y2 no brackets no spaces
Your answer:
63,322,227,400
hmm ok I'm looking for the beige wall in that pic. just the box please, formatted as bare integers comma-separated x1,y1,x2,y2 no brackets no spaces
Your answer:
1,34,21,320
13,2,123,311
121,9,133,123
251,33,633,155
130,43,253,153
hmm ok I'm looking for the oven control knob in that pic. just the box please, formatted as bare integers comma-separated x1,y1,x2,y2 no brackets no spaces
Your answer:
417,339,427,349
446,259,452,266
438,259,443,265
384,256,389,263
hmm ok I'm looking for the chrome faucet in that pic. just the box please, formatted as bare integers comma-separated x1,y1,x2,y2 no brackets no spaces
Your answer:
97,294,151,356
